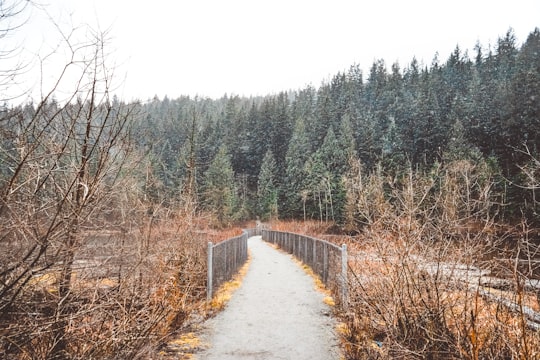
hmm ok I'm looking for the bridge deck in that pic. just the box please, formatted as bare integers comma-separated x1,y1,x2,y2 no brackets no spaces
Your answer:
197,235,341,359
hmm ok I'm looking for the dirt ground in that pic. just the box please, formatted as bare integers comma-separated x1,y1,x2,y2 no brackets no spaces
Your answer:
196,236,341,360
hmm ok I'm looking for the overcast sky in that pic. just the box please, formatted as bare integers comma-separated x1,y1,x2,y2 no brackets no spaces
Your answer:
11,0,540,101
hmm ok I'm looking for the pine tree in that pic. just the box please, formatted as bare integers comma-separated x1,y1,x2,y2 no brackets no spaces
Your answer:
304,126,347,222
203,145,237,225
283,117,312,218
244,101,265,190
511,28,540,154
338,113,357,159
443,119,482,163
257,149,278,220
311,85,333,150
269,92,293,182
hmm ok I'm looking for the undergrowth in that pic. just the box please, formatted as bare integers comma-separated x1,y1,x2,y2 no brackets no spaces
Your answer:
271,159,540,359
0,206,247,359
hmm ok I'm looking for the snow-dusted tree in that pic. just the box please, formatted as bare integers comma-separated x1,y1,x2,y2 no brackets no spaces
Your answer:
203,145,237,225
257,149,278,220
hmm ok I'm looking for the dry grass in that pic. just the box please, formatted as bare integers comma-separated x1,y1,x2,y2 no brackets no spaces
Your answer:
0,207,248,360
269,205,540,359
268,219,338,238
342,240,540,359
158,333,204,360
157,249,252,359
294,256,336,307
294,159,540,359
207,252,252,312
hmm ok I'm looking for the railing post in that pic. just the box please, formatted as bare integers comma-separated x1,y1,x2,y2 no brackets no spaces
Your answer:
207,241,213,302
323,242,328,284
313,239,317,270
341,243,348,309
233,238,235,269
256,220,261,236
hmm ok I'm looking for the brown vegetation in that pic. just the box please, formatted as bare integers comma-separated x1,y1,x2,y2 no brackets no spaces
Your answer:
1,203,244,359
0,4,251,357
272,157,540,359
2,2,538,359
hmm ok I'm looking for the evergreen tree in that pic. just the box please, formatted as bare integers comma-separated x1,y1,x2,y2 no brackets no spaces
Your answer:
467,45,499,156
283,117,312,218
356,110,378,169
443,119,483,163
338,113,357,159
415,69,445,164
203,145,237,225
257,149,278,220
492,29,519,176
269,92,293,180
229,104,250,175
304,126,347,222
311,85,333,150
511,28,540,154
244,101,265,190
365,59,391,134
126,27,540,223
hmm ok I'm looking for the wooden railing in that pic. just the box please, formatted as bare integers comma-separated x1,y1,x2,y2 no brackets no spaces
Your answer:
206,228,258,301
261,229,348,307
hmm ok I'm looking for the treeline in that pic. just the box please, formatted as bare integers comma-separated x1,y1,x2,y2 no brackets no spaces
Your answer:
130,28,539,226
0,19,538,357
5,28,539,227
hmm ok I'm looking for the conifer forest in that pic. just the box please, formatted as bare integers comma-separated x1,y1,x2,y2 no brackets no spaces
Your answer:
136,28,540,225
1,0,540,356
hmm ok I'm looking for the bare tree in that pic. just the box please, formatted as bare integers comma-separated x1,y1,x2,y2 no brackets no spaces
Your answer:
340,157,540,359
0,0,32,101
0,8,143,356
516,144,540,211
0,6,214,357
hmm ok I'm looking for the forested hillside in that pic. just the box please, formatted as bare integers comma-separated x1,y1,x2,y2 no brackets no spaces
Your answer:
132,28,539,226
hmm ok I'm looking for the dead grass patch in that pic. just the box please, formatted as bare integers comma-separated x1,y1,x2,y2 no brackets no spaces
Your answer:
344,238,540,359
1,209,251,359
207,251,252,312
267,219,540,359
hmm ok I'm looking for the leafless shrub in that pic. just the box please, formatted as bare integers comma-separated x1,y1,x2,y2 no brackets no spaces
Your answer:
341,159,540,359
0,7,212,358
515,144,540,214
344,159,393,231
1,200,211,359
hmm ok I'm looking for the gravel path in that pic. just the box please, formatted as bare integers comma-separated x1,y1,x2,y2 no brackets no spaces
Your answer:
196,236,341,360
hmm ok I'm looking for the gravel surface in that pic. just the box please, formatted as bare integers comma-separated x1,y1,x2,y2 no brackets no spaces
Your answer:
196,236,341,360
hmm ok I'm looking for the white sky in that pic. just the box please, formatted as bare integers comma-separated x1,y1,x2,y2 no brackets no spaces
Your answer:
8,0,540,102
